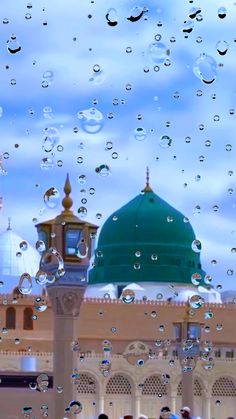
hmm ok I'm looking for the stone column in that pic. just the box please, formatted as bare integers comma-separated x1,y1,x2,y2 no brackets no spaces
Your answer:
98,395,105,415
134,395,140,418
182,370,194,412
47,285,85,419
204,396,211,419
170,393,177,415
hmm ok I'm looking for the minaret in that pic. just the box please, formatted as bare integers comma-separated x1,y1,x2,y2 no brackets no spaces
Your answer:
36,174,98,419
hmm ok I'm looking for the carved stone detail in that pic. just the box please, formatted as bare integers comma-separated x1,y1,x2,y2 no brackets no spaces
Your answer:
47,286,86,317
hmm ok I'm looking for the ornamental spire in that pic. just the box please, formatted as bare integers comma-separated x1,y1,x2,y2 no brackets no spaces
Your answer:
7,217,12,231
61,173,73,214
143,166,153,193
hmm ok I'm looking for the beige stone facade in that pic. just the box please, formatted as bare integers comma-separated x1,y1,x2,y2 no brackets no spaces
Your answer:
1,293,236,418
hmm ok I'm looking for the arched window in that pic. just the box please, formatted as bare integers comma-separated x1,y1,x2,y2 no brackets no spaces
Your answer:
76,373,97,394
212,377,236,396
6,307,16,329
106,375,132,395
141,375,167,396
23,307,33,330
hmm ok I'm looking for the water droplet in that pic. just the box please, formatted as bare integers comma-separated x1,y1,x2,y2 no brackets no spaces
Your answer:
106,8,118,26
77,108,104,134
76,239,88,259
193,53,217,84
42,127,60,152
205,139,212,147
105,141,113,150
218,7,226,19
147,42,170,64
216,40,229,55
226,143,232,151
191,239,201,252
7,34,21,54
204,274,212,285
121,289,135,304
37,373,49,392
35,240,46,252
95,164,111,176
43,187,60,209
19,241,28,251
40,157,54,170
205,309,213,319
77,207,87,218
159,135,172,148
134,127,147,141
196,36,203,43
189,294,204,309
25,13,32,20
89,187,95,195
18,273,32,295
191,272,202,285
182,20,194,34
227,269,234,276
127,6,145,22
34,297,47,312
78,175,86,185
189,7,201,19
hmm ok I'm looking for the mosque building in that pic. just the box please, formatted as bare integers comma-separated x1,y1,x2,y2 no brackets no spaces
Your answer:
0,174,236,419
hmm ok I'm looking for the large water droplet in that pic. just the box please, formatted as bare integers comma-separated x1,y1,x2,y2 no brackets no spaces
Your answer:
134,127,147,141
182,20,194,34
193,53,217,84
42,70,54,85
127,6,145,22
18,273,32,295
7,34,21,54
95,164,111,176
147,42,170,64
218,7,226,19
43,187,60,209
159,135,172,148
216,40,229,55
77,108,104,134
105,8,118,26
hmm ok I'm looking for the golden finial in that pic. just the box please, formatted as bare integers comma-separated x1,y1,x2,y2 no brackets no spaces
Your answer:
61,173,73,214
143,166,153,193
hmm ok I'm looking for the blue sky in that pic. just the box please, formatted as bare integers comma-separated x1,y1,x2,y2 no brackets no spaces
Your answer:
0,0,236,290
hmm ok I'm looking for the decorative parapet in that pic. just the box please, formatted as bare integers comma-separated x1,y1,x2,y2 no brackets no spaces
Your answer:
82,297,230,309
0,351,53,372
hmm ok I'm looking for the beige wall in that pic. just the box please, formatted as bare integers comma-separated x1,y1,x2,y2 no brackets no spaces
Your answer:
1,297,236,351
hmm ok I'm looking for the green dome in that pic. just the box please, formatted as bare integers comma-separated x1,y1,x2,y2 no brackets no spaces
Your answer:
89,186,205,285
